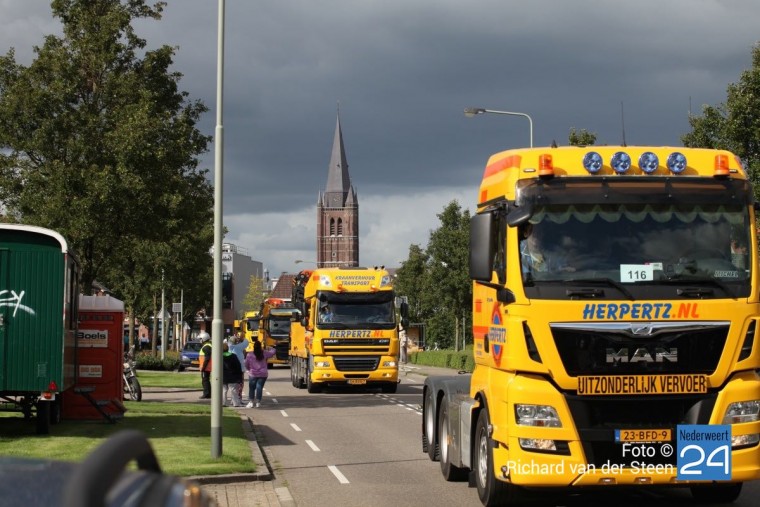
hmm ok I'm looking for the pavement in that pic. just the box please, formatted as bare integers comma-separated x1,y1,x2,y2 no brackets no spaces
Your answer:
145,362,464,507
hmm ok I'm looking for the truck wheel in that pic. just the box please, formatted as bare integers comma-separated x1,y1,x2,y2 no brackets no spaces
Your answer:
438,399,467,481
424,388,439,461
36,402,51,435
475,407,516,506
381,382,398,394
690,483,742,503
306,364,321,393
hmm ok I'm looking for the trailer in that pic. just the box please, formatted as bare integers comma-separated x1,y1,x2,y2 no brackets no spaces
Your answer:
0,224,79,434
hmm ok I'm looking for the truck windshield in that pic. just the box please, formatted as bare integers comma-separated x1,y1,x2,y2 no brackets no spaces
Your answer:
246,318,259,331
267,316,291,337
318,300,396,329
519,202,751,298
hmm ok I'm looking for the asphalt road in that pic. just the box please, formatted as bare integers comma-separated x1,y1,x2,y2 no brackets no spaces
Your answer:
253,367,759,507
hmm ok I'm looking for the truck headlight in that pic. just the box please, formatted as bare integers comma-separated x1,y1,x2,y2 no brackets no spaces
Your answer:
314,361,331,368
722,400,760,448
382,360,397,367
515,404,562,428
722,400,760,424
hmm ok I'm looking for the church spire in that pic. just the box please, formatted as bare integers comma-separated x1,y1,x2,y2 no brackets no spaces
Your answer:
324,112,352,207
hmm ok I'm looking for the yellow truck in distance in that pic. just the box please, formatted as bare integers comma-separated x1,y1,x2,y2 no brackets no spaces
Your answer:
423,146,760,505
241,310,260,353
289,267,408,393
259,298,296,367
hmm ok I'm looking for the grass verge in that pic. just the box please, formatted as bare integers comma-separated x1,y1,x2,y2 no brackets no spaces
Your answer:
0,389,254,477
138,369,203,389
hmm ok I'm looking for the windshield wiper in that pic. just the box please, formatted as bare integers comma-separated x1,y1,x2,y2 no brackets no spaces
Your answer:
563,278,636,300
659,275,735,299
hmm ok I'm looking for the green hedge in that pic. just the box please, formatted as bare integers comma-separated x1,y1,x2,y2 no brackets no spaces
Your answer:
134,350,181,371
408,348,474,372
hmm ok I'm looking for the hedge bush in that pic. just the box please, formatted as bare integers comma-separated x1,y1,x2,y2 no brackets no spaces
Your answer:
408,348,474,372
134,350,181,371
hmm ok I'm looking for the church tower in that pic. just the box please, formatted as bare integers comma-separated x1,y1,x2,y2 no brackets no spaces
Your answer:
317,113,359,268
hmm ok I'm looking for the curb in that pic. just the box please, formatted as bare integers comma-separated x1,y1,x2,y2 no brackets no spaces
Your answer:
186,414,273,484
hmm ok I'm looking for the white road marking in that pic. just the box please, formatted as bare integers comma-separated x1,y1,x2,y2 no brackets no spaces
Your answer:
290,423,302,432
271,397,279,404
280,410,289,417
306,440,320,452
328,465,350,484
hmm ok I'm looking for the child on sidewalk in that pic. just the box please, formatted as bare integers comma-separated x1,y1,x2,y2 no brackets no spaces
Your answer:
222,342,244,407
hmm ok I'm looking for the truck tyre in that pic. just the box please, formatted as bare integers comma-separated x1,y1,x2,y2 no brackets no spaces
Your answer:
381,382,398,394
475,407,516,506
690,483,742,503
297,358,306,389
306,362,321,393
424,388,439,461
438,399,467,481
36,401,51,435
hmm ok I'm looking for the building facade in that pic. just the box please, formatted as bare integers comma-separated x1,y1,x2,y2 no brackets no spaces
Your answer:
221,243,265,334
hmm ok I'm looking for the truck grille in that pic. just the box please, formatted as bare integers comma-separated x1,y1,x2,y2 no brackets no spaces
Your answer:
323,339,391,354
565,393,717,468
551,322,728,376
333,356,380,372
275,341,290,360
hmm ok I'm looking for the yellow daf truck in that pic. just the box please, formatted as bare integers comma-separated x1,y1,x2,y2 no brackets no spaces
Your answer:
259,298,296,367
241,310,260,353
289,267,408,393
423,146,760,505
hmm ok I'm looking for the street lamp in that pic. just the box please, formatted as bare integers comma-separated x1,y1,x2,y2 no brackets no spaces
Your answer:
464,107,534,148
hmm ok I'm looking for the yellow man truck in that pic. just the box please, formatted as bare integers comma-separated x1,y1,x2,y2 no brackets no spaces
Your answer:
289,267,408,393
422,146,760,505
259,298,296,367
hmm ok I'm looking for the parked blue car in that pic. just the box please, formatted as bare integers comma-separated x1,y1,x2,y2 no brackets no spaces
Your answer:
179,341,202,371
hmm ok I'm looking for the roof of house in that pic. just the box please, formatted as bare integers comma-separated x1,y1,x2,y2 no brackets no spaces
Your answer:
270,273,296,300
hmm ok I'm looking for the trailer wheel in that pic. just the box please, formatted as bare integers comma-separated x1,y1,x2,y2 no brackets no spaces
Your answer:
424,388,439,461
297,358,306,389
36,402,51,435
475,407,516,506
690,483,742,503
50,398,62,425
438,399,467,481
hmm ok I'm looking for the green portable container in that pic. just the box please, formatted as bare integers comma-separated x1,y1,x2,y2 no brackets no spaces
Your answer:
0,224,79,432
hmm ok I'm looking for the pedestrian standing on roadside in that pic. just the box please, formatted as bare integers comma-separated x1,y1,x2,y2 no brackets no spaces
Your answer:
399,325,409,364
245,340,275,408
229,331,249,404
222,342,244,407
198,331,212,399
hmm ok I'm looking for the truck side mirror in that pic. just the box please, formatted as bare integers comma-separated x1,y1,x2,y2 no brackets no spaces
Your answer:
470,212,495,282
400,301,409,329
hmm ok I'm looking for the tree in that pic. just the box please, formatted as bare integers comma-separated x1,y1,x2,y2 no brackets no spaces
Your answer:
682,43,760,189
568,128,597,146
0,1,213,322
395,201,471,350
241,275,268,315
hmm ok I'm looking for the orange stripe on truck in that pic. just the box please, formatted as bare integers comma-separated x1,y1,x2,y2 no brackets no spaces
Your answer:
483,155,521,179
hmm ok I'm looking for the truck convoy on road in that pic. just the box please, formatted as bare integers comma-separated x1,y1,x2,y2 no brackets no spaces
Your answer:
289,267,408,393
258,297,296,367
423,146,760,505
0,224,80,434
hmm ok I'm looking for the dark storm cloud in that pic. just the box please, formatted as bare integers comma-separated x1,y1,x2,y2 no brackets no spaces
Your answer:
2,0,759,274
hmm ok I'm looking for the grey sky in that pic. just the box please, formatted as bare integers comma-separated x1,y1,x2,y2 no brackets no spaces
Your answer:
2,0,759,277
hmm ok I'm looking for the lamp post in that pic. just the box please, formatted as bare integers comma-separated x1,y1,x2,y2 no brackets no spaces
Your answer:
464,107,534,148
211,0,225,458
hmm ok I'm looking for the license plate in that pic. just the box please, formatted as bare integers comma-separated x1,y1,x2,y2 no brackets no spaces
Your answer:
615,429,672,443
347,379,367,385
577,374,708,395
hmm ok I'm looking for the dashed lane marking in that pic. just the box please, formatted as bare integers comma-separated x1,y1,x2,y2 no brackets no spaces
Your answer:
328,465,350,484
306,440,320,452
